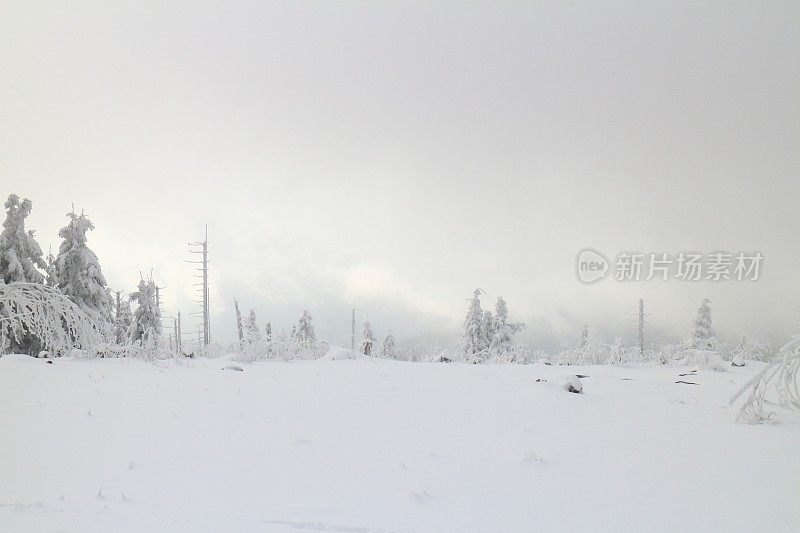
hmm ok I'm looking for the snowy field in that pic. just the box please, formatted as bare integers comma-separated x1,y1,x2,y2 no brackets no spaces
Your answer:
1,353,798,533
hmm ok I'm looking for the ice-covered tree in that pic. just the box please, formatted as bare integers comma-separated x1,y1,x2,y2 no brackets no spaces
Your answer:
689,298,715,350
234,299,244,342
610,337,625,365
113,293,133,344
45,247,57,287
380,330,396,358
484,310,495,342
489,296,524,359
462,289,489,362
245,309,261,342
0,194,46,284
54,210,112,327
732,336,749,367
360,321,375,355
294,309,316,345
128,278,161,343
0,282,102,355
579,325,590,351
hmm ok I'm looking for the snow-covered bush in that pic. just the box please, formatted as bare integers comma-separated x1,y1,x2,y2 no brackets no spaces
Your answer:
0,282,102,356
609,337,625,365
730,336,800,423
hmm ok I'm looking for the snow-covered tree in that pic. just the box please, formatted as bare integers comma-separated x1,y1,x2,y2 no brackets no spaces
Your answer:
380,330,396,358
360,321,375,355
45,247,57,287
113,293,133,344
264,322,272,342
689,298,715,350
579,325,590,351
0,194,46,284
234,299,244,342
462,289,490,362
731,336,749,366
0,282,102,355
128,278,161,343
483,310,495,342
245,309,261,342
54,210,112,327
731,336,800,423
610,337,625,365
489,296,524,360
294,309,316,345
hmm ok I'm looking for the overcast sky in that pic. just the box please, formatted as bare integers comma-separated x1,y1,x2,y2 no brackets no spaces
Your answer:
2,1,798,349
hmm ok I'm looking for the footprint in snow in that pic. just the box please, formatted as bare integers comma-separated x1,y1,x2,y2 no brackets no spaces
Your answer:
292,438,316,447
520,450,544,464
410,489,436,504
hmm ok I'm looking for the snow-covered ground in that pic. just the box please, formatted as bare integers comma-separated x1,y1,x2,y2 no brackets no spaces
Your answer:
1,353,798,532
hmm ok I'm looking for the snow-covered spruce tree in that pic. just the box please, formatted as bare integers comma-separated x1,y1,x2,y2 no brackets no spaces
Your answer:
45,247,57,287
489,296,525,361
380,330,396,358
113,294,133,344
360,321,375,356
245,309,261,342
0,194,47,284
689,298,715,350
234,299,244,342
483,310,495,342
579,324,590,351
610,337,625,365
54,210,112,328
0,282,102,355
294,309,316,345
462,289,489,363
128,278,161,344
263,321,273,356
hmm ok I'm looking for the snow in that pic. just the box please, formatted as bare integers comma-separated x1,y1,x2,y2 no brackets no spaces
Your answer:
563,375,584,393
1,353,798,532
319,346,362,361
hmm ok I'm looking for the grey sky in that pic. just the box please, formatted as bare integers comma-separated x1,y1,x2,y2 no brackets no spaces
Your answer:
2,1,798,349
